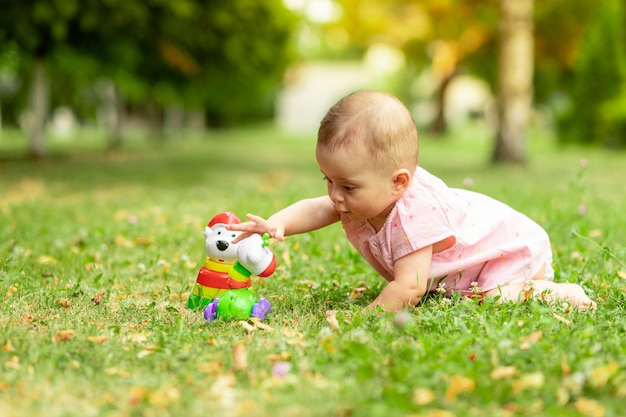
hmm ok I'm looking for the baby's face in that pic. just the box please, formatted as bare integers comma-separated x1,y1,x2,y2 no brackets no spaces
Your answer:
316,145,399,227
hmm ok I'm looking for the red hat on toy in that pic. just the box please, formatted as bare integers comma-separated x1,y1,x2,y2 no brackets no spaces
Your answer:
208,212,241,228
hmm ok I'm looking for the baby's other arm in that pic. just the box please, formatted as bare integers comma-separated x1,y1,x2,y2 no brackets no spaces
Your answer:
229,196,339,242
367,245,433,312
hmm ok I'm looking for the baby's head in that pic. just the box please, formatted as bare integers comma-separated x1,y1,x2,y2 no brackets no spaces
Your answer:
317,90,419,174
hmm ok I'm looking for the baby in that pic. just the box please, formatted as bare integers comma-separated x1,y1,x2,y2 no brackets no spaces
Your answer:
229,90,595,311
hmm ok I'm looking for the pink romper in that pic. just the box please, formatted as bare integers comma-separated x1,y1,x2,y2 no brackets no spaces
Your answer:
340,167,554,295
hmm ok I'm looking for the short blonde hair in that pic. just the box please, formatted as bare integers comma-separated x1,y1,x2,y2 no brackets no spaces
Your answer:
317,90,419,171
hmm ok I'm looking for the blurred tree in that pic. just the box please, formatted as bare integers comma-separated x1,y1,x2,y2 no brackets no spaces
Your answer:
492,0,534,163
0,0,296,154
0,0,79,157
327,0,496,134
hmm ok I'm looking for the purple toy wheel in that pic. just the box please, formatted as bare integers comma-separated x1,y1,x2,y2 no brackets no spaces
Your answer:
251,298,272,321
251,303,266,321
204,298,219,322
258,297,271,314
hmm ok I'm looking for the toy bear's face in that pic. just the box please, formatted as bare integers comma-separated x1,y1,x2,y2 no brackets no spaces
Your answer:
204,224,242,263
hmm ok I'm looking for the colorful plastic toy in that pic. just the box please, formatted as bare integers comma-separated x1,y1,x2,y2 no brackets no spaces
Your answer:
187,212,246,310
204,233,276,322
187,211,277,322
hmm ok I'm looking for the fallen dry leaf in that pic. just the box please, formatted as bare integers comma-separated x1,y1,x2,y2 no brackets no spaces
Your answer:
349,287,367,300
412,387,435,405
238,321,255,332
57,298,71,308
445,374,475,401
326,310,340,330
267,352,291,362
249,318,273,332
115,235,135,247
149,386,180,407
20,314,33,325
128,333,149,344
232,341,248,371
574,398,606,417
552,312,572,325
590,362,619,388
91,292,106,305
128,386,148,406
520,330,543,343
5,284,18,298
2,341,14,352
52,330,75,343
88,335,110,344
37,255,57,264
4,356,21,370
512,372,544,393
424,409,455,417
282,247,292,268
491,366,517,380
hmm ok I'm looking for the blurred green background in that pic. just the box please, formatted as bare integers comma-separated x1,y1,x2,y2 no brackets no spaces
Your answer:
1,0,625,160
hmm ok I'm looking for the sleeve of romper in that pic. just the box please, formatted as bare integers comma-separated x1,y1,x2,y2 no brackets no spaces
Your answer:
386,185,456,262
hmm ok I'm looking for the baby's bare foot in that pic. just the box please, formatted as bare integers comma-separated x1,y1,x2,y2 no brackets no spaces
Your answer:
561,283,597,310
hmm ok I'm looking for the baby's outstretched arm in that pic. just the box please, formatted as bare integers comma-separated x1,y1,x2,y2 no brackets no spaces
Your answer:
368,245,433,311
228,196,340,243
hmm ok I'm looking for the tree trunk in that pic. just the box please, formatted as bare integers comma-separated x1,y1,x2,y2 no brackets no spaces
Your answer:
430,71,456,135
492,0,534,164
28,59,49,158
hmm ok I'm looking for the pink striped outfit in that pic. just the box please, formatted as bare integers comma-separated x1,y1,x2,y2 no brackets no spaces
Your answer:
339,167,554,295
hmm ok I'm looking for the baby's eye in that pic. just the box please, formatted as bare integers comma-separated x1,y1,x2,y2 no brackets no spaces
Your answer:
323,176,333,184
343,185,356,192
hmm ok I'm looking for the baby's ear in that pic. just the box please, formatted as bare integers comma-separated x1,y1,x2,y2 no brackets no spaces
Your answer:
393,169,412,193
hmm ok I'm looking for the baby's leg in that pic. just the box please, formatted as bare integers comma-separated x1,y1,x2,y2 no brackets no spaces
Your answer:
484,280,596,310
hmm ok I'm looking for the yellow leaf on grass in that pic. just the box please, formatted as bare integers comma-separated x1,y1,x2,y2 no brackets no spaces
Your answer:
2,340,14,352
57,298,71,308
232,341,247,371
88,335,110,344
445,374,475,401
149,386,180,407
37,255,57,264
552,312,572,325
4,356,21,370
349,287,367,300
326,310,340,330
574,398,606,417
267,352,292,362
5,284,18,297
520,330,543,343
512,372,544,393
412,387,435,405
590,362,619,387
129,333,149,344
238,321,255,332
249,318,273,331
491,366,517,380
128,386,148,406
115,235,135,247
282,248,292,268
52,330,75,343
617,270,626,280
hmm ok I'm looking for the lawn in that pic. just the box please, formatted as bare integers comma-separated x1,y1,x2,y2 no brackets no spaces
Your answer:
1,125,625,417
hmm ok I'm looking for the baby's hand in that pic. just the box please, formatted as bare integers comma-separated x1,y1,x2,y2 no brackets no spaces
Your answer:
227,213,286,243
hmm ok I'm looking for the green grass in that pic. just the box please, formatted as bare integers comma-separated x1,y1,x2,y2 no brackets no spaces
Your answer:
1,125,625,417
